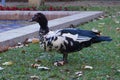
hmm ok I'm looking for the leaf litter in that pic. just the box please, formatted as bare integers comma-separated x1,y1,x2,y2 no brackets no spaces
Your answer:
31,63,50,71
30,75,40,80
75,71,83,77
84,65,93,70
116,27,120,31
2,61,13,66
54,61,65,66
1,38,40,53
0,67,4,71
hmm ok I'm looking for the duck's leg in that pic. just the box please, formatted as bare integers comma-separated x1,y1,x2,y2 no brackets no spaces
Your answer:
54,53,68,66
63,53,68,63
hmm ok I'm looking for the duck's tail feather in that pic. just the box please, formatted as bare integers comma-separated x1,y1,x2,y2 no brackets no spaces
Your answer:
98,36,112,41
93,36,112,43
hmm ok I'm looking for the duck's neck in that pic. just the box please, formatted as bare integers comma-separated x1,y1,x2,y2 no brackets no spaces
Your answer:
39,23,49,35
38,23,49,43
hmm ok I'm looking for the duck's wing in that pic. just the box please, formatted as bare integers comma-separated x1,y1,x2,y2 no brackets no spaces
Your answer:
57,28,98,37
56,28,112,43
55,28,97,42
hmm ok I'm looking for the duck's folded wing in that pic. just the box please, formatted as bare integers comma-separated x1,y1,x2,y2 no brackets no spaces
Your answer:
55,28,98,42
57,28,98,37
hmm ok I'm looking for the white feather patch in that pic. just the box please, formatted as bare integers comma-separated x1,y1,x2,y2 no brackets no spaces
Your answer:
51,36,66,50
62,33,91,43
45,31,55,38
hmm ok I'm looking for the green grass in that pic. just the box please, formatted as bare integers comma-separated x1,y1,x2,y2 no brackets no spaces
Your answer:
0,6,120,80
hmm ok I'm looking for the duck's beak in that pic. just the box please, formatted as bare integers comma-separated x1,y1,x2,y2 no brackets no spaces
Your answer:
28,19,33,22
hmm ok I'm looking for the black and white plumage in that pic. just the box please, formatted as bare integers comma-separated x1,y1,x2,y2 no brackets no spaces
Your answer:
30,13,112,63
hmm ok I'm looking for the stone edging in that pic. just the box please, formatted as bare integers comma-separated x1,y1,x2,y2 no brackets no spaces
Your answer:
0,11,103,48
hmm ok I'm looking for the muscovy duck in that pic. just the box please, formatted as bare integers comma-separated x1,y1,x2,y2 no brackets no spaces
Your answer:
30,13,112,64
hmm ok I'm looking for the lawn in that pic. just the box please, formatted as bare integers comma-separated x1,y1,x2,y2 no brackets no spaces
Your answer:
0,6,120,80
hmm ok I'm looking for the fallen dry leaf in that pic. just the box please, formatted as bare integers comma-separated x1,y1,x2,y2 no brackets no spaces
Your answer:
8,47,15,50
0,46,9,53
2,61,13,66
98,16,105,20
31,63,50,71
17,42,22,46
114,20,120,24
32,38,39,44
30,75,40,80
21,50,26,54
98,17,104,20
75,71,83,77
60,69,70,74
92,19,97,22
106,75,110,78
54,61,65,66
0,67,4,71
117,69,120,72
35,59,42,63
24,44,29,47
31,63,40,68
23,38,31,45
37,66,50,70
92,28,99,33
69,24,75,28
84,65,93,70
92,28,101,35
15,45,24,48
116,27,120,31
27,38,32,43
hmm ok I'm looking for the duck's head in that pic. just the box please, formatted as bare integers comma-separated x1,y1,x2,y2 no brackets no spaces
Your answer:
30,13,49,35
